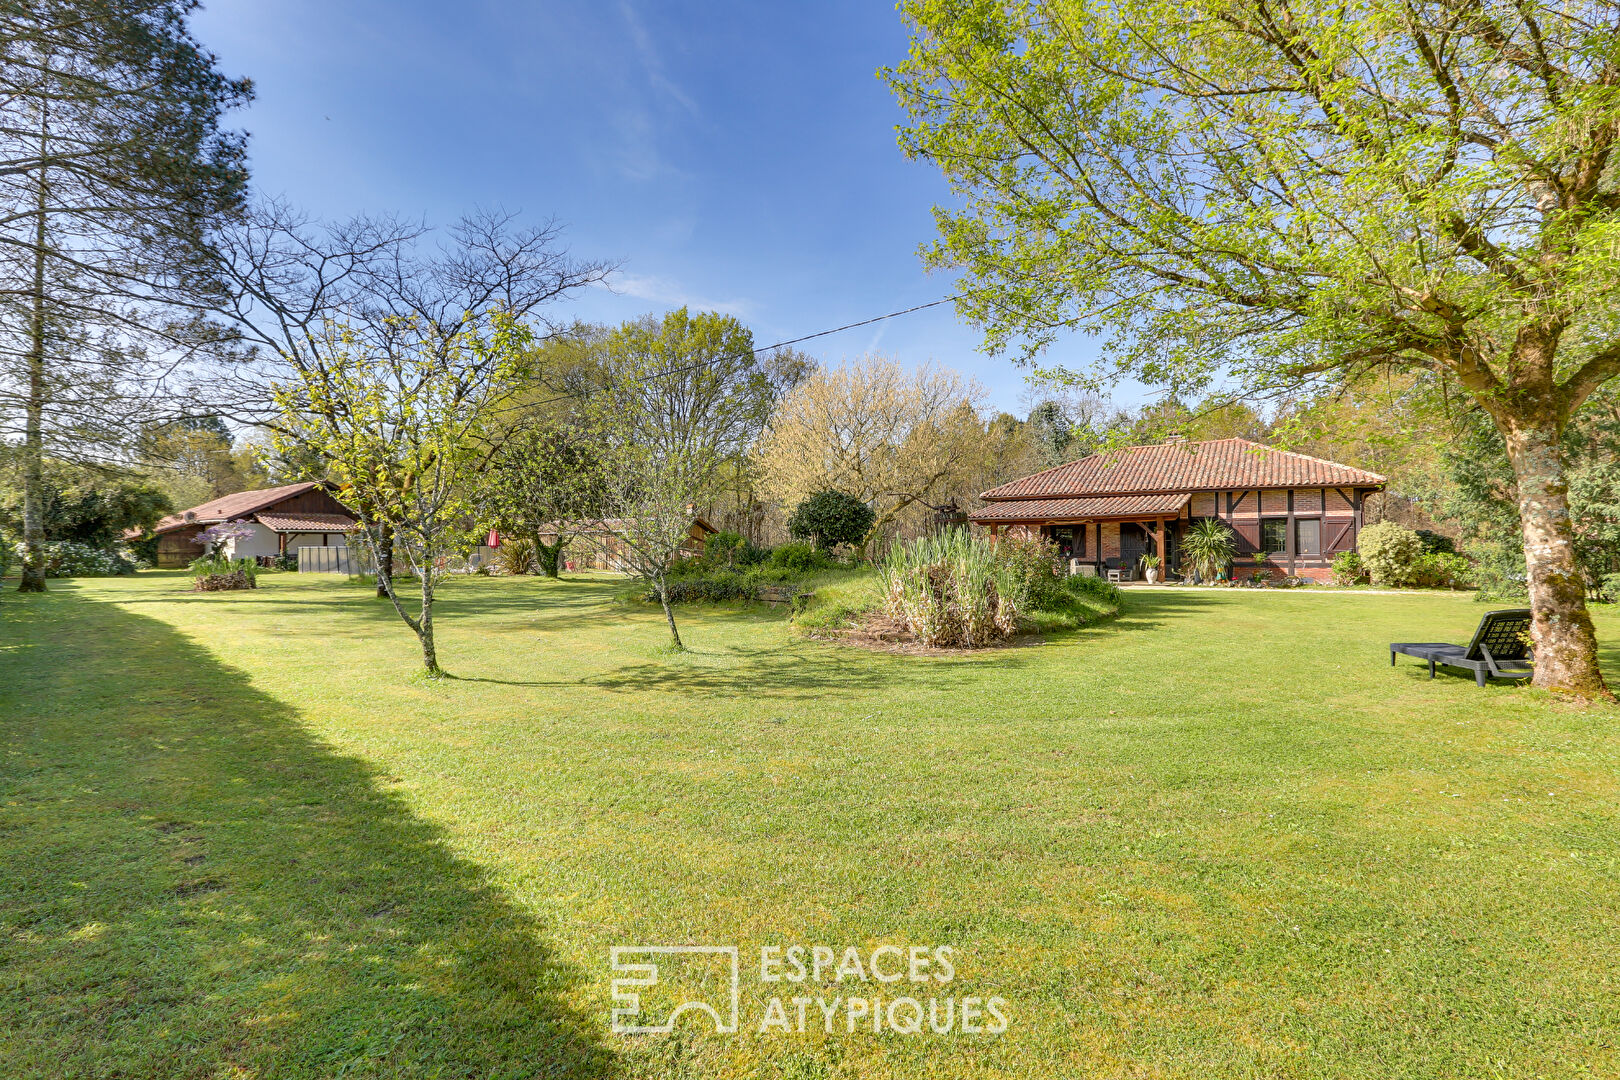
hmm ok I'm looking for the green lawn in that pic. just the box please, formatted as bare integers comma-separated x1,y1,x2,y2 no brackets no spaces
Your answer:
2,572,1617,1079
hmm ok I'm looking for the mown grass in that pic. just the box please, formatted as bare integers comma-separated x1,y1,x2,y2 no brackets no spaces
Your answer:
2,571,1618,1079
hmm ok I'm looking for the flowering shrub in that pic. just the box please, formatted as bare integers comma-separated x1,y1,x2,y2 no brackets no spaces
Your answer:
11,540,138,577
1357,521,1425,586
194,521,256,555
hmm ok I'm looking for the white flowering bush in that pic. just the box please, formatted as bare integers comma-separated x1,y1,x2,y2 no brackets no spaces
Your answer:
11,540,139,578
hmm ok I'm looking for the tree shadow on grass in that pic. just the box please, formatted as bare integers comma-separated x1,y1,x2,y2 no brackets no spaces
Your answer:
0,587,616,1079
1103,588,1222,633
112,573,632,639
586,639,1025,699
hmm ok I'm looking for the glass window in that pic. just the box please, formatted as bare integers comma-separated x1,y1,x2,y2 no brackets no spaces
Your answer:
1296,518,1321,555
1260,518,1287,554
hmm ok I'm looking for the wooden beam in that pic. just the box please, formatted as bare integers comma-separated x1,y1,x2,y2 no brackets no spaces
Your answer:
1286,488,1296,576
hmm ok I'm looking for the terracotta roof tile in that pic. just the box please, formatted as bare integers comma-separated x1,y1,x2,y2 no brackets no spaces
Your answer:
981,439,1385,500
971,493,1190,522
146,482,327,536
253,512,358,533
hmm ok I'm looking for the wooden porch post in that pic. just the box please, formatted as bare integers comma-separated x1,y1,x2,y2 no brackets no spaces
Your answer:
1285,489,1296,576
989,523,1000,543
1149,518,1164,557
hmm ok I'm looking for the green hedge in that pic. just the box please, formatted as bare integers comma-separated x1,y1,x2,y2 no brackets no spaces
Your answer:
650,565,800,604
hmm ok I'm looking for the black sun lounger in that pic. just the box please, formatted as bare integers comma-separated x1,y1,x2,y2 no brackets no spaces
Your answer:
1390,608,1534,687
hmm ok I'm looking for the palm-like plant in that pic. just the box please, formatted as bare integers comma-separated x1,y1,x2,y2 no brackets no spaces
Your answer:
1180,518,1236,583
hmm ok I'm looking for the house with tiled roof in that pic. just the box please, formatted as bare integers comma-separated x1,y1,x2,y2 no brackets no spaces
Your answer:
131,482,359,567
973,438,1386,581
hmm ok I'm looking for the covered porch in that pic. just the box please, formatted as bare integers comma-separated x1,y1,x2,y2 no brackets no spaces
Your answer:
974,494,1191,580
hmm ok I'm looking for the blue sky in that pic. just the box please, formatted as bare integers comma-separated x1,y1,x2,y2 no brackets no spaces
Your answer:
191,0,1116,414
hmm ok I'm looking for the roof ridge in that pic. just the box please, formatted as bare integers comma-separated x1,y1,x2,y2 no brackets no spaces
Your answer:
979,436,1385,501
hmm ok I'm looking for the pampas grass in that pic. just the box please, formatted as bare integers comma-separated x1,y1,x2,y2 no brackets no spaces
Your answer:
877,530,1020,647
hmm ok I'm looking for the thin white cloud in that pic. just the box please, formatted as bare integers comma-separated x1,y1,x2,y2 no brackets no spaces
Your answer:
619,1,700,117
606,273,757,320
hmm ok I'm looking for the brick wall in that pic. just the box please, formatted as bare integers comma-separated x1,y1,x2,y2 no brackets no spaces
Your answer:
1101,522,1121,560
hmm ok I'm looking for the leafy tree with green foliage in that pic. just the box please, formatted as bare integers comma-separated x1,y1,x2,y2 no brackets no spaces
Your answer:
215,209,612,598
477,422,607,578
786,490,875,551
137,415,268,510
597,308,809,494
0,2,250,594
0,462,172,547
887,0,1620,695
270,314,533,678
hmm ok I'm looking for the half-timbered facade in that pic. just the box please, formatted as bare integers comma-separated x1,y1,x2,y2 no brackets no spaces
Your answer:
973,438,1386,581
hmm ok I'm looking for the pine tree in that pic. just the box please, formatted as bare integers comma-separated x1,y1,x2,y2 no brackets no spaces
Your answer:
0,1,250,591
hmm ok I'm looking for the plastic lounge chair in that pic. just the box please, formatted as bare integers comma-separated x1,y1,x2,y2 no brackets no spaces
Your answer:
1390,609,1534,687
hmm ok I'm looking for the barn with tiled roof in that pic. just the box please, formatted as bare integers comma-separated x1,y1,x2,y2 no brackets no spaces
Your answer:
131,482,359,568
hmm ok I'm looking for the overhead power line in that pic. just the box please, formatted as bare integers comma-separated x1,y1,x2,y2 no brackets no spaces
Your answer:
511,294,964,414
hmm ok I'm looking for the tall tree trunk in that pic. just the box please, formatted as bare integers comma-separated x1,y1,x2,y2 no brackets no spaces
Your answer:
418,571,441,676
656,575,683,650
375,522,393,598
1502,418,1610,698
18,105,50,594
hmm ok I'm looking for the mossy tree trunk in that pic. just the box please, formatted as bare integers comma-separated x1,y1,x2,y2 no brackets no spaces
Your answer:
1502,417,1607,697
533,531,566,578
374,522,393,599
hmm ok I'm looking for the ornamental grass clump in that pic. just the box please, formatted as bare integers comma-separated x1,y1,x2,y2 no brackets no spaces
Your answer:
878,530,1019,647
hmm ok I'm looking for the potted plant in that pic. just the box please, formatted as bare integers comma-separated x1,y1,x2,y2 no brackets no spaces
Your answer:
1138,551,1161,584
1180,518,1236,585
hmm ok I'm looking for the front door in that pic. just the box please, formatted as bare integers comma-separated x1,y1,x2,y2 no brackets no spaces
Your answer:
1119,522,1149,568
